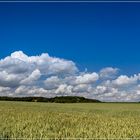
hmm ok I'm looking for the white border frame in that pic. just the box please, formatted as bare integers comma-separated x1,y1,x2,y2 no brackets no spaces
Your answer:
0,0,140,139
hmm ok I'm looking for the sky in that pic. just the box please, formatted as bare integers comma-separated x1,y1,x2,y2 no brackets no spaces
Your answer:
0,2,140,101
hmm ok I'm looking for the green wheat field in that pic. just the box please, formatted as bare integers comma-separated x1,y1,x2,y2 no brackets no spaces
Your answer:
1,101,140,139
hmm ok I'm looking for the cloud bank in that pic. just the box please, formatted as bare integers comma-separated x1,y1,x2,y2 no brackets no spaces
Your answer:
0,51,140,102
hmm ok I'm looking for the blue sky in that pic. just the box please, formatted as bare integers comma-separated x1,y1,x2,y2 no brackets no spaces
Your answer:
0,2,140,75
0,2,140,101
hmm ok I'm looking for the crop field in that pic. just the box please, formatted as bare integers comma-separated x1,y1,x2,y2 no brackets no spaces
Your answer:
0,101,140,139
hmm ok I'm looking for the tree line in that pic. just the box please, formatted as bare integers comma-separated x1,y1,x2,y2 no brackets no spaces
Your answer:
0,96,101,103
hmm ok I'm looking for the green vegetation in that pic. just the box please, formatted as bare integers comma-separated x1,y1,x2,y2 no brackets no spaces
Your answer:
0,101,140,139
0,96,101,103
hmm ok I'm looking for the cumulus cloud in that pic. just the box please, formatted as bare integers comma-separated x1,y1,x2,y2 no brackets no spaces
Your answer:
44,76,61,90
73,84,92,93
55,84,73,95
99,67,119,78
75,72,99,84
0,71,23,87
1,51,78,76
20,69,41,85
112,74,140,86
0,51,140,102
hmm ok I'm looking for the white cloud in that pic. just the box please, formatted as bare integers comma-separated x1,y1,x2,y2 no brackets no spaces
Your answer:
11,51,29,61
44,76,61,90
112,74,140,86
94,86,107,94
0,51,140,102
75,72,99,84
1,51,78,76
0,86,11,92
0,70,23,87
55,84,73,95
73,84,92,93
20,69,41,85
99,67,119,78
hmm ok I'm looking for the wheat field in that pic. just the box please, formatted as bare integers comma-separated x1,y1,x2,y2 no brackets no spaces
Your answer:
0,101,140,139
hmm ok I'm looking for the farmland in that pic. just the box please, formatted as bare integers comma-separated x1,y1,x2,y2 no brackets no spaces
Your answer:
0,101,140,139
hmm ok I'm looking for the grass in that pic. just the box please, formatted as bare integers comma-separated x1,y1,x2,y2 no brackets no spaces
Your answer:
0,101,140,139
